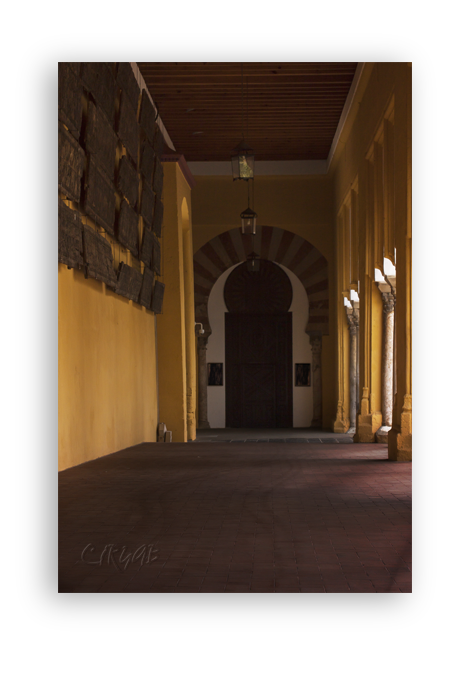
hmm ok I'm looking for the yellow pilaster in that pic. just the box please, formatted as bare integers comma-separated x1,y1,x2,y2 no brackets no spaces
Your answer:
333,304,350,433
354,162,382,443
354,276,382,442
156,162,195,442
182,199,197,441
333,206,350,433
389,64,412,461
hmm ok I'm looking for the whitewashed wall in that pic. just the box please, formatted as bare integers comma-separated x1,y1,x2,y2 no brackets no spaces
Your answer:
206,262,313,428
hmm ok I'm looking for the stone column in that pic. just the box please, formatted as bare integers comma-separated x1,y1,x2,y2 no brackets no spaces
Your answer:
376,292,395,443
310,335,323,428
356,321,360,416
197,332,211,429
346,306,359,432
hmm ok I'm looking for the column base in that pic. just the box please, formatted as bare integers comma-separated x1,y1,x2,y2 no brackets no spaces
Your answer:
354,412,382,443
388,425,412,461
333,418,350,433
376,425,391,444
197,421,211,429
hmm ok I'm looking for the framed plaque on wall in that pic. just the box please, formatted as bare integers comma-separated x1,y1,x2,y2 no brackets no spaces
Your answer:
208,363,223,386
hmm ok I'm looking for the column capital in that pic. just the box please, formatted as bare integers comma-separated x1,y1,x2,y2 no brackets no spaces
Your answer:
197,332,211,350
309,334,322,354
346,307,359,335
381,291,395,314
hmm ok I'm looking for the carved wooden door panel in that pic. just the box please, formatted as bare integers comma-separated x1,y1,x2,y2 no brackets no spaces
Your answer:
225,312,292,428
242,364,276,427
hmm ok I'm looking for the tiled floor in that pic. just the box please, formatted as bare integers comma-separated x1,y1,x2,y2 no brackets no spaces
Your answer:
58,441,411,593
194,427,355,443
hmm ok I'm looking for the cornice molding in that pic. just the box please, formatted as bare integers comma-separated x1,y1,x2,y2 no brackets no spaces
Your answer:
326,62,366,172
161,149,196,189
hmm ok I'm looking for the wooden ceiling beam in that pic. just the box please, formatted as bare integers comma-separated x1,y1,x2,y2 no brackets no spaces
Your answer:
141,75,355,86
137,61,357,162
138,61,357,71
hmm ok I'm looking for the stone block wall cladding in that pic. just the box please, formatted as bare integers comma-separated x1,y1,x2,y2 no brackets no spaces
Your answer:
58,62,166,314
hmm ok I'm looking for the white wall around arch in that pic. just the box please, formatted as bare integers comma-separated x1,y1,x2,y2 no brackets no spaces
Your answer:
206,262,313,428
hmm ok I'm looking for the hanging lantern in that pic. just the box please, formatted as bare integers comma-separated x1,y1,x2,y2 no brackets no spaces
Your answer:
247,251,260,272
231,141,255,181
241,206,257,234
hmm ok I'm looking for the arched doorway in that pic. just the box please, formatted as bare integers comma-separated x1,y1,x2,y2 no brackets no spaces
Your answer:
224,260,293,428
194,226,329,430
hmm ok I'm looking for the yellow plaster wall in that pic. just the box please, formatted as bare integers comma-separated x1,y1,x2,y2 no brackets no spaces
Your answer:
192,175,334,260
191,174,336,429
330,63,404,205
58,265,158,471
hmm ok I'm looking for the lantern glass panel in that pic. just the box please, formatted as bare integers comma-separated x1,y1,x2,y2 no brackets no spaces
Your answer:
241,214,257,234
231,150,255,180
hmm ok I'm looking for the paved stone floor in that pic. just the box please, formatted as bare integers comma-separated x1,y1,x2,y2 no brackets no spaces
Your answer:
58,441,412,593
194,427,354,443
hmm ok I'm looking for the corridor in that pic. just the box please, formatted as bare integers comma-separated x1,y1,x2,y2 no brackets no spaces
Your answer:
58,441,411,593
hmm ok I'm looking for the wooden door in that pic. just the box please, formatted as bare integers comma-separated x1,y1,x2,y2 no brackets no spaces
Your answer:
225,312,293,428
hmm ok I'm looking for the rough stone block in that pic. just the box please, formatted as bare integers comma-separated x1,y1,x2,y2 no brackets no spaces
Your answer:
116,199,139,257
58,199,83,269
116,62,140,112
82,224,117,289
117,90,139,165
139,90,155,145
80,62,116,124
140,138,155,186
58,123,86,202
141,180,155,228
58,62,83,140
85,100,117,179
153,122,165,155
153,156,163,196
115,261,143,303
151,280,165,314
139,267,154,309
64,62,80,76
140,227,154,268
152,196,163,237
151,236,161,275
84,157,116,235
116,155,139,208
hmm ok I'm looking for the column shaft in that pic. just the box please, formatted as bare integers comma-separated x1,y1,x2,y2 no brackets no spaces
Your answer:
310,335,322,428
381,293,395,426
197,334,211,429
376,291,395,443
347,310,359,430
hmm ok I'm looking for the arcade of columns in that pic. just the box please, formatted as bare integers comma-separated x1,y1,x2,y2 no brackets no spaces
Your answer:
333,75,411,461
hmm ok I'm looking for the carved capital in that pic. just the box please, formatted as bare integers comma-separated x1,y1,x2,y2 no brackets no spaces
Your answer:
309,334,322,355
346,308,359,336
197,334,210,353
381,292,395,315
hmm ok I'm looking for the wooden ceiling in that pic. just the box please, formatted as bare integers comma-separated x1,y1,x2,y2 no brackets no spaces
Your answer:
137,62,358,162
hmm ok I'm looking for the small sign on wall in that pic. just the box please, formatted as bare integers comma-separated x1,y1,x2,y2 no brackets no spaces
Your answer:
208,363,224,386
295,363,311,387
